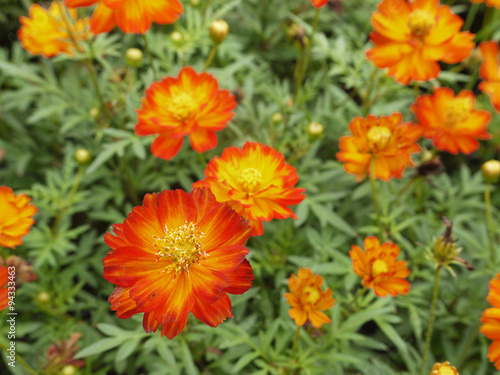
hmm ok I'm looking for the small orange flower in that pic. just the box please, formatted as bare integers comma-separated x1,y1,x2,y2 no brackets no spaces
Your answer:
193,142,306,236
470,0,500,8
135,67,237,160
103,188,254,339
366,0,475,84
18,2,91,58
0,186,37,249
0,266,8,311
349,237,410,297
480,273,500,371
479,41,500,112
284,268,335,328
430,361,459,375
64,0,183,34
411,87,492,155
336,113,421,182
311,0,328,7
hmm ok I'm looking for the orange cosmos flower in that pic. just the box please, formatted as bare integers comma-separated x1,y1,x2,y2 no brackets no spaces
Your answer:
349,237,410,297
64,0,183,34
0,186,37,249
311,0,328,7
336,113,421,182
411,87,492,155
480,273,500,371
18,2,91,58
284,268,335,328
470,0,500,7
193,142,306,236
103,188,254,339
135,67,237,160
479,42,500,112
0,266,9,311
366,0,475,84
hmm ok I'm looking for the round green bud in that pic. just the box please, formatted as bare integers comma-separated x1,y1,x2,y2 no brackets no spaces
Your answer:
210,20,229,44
36,292,50,304
61,365,77,375
170,31,183,45
482,160,500,184
74,148,92,166
271,113,283,125
308,121,324,137
125,48,143,67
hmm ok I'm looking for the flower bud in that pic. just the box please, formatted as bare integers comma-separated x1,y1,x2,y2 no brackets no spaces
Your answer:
190,0,201,6
36,292,50,304
89,107,99,118
429,218,462,271
61,365,77,375
481,160,500,184
170,31,183,45
74,148,92,166
210,20,229,44
125,48,143,67
271,113,283,125
308,121,324,137
430,361,459,375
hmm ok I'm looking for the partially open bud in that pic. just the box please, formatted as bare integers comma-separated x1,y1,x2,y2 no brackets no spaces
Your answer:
125,48,143,67
210,20,229,44
271,113,283,125
308,121,324,137
74,149,91,166
428,218,464,273
430,361,459,375
287,23,307,48
170,31,183,45
36,292,50,304
481,160,500,184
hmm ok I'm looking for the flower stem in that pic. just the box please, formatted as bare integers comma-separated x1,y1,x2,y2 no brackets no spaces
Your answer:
203,44,218,72
291,325,301,362
0,246,7,266
295,8,320,100
485,182,496,262
0,341,38,375
420,266,441,375
52,166,85,235
370,158,383,237
198,152,207,169
413,81,419,99
143,33,158,80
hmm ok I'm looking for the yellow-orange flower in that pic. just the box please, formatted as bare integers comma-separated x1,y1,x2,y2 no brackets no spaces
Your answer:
0,186,37,249
349,237,410,297
311,0,328,7
480,273,500,370
64,0,183,34
471,0,500,8
336,113,421,182
430,361,459,375
18,2,91,58
103,188,254,339
366,0,475,84
479,41,500,112
135,67,237,160
193,142,306,236
284,268,335,328
0,266,8,311
411,87,491,155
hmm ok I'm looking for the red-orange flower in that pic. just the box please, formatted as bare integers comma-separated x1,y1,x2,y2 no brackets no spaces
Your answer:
0,266,8,311
471,0,500,8
411,87,492,155
18,2,91,58
349,237,410,297
479,41,500,112
193,142,306,236
480,273,500,370
336,113,421,182
311,0,328,7
64,0,183,34
0,186,37,249
366,0,475,84
103,188,254,339
135,67,237,160
284,268,335,328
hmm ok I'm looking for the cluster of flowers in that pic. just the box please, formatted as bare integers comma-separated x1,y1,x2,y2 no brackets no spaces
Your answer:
5,0,500,373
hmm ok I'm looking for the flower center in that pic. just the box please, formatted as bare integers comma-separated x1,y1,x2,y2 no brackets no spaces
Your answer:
407,9,436,38
367,126,392,151
238,168,262,194
154,221,206,273
437,366,455,375
303,286,321,305
167,92,198,121
372,259,389,276
444,98,473,127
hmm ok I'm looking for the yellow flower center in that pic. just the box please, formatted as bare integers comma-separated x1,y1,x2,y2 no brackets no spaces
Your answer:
303,286,321,305
372,259,389,276
437,365,455,375
154,221,206,273
238,168,262,194
407,9,436,38
367,126,392,151
444,97,473,127
167,92,198,121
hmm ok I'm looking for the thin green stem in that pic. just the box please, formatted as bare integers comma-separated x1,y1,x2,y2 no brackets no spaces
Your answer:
0,341,38,375
291,325,301,362
370,158,383,236
397,176,419,198
413,81,419,99
143,33,158,80
198,153,207,169
203,44,218,71
420,266,441,375
52,167,85,235
485,183,496,262
120,159,140,206
0,246,7,266
464,4,480,31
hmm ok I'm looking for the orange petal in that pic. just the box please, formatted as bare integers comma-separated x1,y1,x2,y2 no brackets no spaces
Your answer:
225,259,255,295
191,293,233,327
189,265,229,305
161,315,188,339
